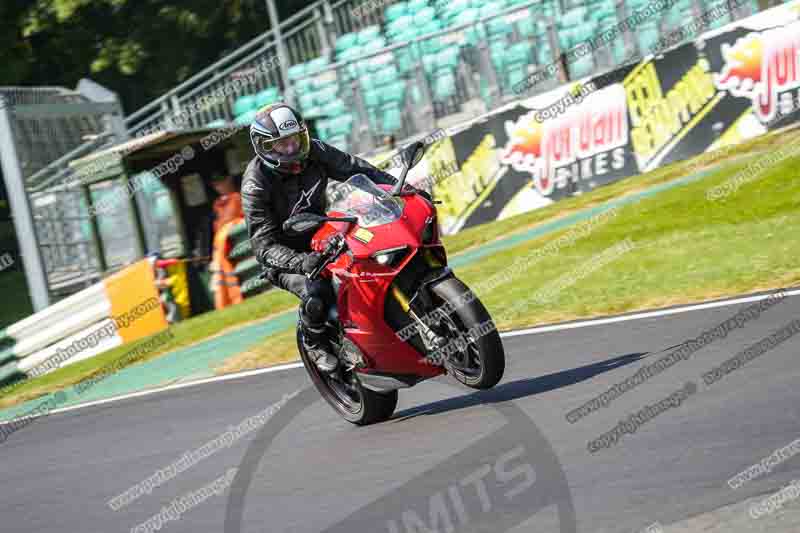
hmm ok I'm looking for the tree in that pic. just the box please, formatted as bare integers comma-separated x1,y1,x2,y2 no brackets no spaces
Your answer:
0,0,313,113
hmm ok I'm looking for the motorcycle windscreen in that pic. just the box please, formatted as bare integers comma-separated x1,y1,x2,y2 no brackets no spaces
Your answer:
328,174,404,228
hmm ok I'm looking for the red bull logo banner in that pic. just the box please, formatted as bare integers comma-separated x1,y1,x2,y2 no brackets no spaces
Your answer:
715,21,800,123
499,84,629,197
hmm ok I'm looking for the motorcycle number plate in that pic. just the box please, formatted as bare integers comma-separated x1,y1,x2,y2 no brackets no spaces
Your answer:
353,228,373,243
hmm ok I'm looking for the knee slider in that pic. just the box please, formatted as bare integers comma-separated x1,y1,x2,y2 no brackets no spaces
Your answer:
302,295,326,324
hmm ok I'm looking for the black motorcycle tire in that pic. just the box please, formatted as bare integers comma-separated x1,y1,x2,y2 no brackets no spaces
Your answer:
297,325,398,425
429,276,505,389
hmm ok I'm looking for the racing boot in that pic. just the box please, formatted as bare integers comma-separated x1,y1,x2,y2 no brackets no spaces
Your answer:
301,322,339,374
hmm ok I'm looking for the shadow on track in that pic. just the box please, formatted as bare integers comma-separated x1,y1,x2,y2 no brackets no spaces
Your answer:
390,350,651,422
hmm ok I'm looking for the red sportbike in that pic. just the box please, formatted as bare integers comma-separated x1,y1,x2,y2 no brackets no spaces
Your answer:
283,142,504,425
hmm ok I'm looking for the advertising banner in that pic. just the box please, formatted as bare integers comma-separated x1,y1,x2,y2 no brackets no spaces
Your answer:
408,0,800,234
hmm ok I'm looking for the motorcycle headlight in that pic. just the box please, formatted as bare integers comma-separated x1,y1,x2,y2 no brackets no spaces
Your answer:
371,246,408,267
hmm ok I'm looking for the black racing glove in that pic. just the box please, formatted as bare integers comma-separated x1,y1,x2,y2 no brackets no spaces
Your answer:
301,252,325,275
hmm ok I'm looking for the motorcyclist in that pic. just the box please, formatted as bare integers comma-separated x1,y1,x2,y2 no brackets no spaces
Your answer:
241,103,399,373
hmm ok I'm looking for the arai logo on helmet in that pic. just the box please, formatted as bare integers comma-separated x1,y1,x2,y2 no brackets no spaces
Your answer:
279,120,298,131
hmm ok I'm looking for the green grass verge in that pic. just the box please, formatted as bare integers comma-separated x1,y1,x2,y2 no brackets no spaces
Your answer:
1,126,798,405
217,128,800,373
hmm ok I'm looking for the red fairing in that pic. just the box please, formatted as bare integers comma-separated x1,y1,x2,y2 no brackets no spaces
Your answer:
311,192,445,379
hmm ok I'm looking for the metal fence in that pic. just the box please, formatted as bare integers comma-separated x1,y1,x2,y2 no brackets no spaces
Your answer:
0,87,127,309
122,0,762,153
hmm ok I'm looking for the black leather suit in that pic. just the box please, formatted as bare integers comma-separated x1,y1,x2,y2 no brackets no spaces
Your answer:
241,139,396,329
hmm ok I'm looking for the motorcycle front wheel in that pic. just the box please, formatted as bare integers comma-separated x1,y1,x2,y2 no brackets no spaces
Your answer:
428,276,505,389
297,325,397,425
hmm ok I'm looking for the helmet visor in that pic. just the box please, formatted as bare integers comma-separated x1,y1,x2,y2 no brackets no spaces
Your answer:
254,129,310,161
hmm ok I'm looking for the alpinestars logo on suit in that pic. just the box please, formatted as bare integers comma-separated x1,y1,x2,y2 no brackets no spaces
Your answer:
290,180,321,216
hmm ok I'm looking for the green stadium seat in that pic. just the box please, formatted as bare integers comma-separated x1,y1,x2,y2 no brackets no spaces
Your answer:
490,40,507,71
287,63,307,81
327,113,355,137
637,24,660,52
394,47,417,73
440,0,473,22
294,77,314,93
385,2,410,21
254,87,280,107
306,57,330,74
391,26,421,44
420,35,446,55
387,15,415,37
373,65,400,86
422,53,439,75
570,54,595,80
359,72,376,91
364,90,382,108
358,26,383,44
365,51,397,73
516,14,542,39
234,109,258,125
420,19,443,36
337,46,363,77
363,37,388,54
612,40,628,64
297,93,316,114
382,82,407,105
335,32,360,52
436,46,461,71
478,1,505,19
414,6,437,24
432,70,458,101
452,8,485,44
504,65,528,90
381,104,404,133
326,98,347,116
559,8,587,27
233,95,258,117
487,18,514,39
407,0,431,12
315,85,339,105
505,41,533,65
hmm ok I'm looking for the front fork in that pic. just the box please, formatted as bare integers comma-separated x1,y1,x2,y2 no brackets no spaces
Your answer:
391,265,454,353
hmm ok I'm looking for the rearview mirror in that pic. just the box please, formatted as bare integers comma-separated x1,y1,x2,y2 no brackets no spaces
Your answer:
282,213,325,237
404,141,426,169
391,141,426,195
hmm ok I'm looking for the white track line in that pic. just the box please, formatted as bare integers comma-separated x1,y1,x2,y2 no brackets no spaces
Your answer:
5,288,798,421
501,288,800,337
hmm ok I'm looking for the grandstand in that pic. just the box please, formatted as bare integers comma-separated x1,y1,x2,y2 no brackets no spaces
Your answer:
128,0,764,155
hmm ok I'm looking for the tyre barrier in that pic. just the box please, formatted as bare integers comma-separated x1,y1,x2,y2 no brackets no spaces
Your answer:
0,259,167,387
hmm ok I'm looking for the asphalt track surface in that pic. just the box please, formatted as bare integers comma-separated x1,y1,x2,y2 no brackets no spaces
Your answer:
2,292,799,533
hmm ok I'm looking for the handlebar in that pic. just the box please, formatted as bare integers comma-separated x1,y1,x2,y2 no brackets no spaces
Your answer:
306,233,348,280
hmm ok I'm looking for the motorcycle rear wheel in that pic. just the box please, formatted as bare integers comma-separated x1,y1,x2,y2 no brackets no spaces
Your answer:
297,325,398,425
